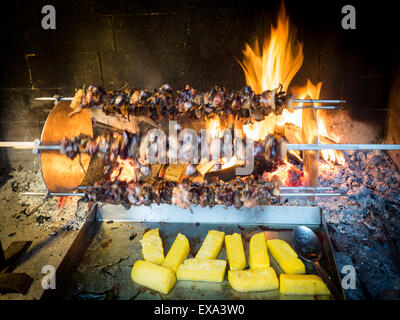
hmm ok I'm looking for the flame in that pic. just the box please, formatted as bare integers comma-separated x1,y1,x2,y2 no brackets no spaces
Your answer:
239,4,303,93
239,4,344,166
317,114,345,165
273,78,321,133
202,3,345,187
110,156,138,182
221,157,236,169
292,80,345,164
279,79,345,165
243,113,276,141
206,116,223,138
241,3,303,138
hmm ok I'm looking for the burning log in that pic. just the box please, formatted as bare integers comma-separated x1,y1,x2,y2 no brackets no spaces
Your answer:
283,123,344,165
89,108,160,134
284,123,337,146
204,166,239,183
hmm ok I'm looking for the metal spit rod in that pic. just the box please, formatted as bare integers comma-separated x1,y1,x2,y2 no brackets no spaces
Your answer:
35,97,346,104
21,187,339,197
90,105,341,110
21,185,342,199
35,97,345,110
279,186,333,191
3,142,400,152
20,191,344,198
281,193,345,197
75,185,335,192
0,141,60,150
288,144,400,151
34,98,340,110
89,105,340,110
293,106,339,110
294,99,345,104
20,192,86,197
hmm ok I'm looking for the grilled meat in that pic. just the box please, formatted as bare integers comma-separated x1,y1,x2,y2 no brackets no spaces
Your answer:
70,84,296,121
59,131,288,165
85,176,280,210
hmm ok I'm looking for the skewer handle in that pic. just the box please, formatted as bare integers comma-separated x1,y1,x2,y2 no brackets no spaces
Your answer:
0,141,37,149
20,192,85,197
36,97,345,103
0,140,60,151
20,190,344,198
293,106,340,110
0,139,60,155
35,97,72,101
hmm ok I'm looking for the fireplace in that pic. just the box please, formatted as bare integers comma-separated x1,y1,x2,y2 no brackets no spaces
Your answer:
0,0,399,301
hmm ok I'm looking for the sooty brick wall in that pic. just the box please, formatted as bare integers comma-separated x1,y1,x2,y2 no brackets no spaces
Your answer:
0,0,397,166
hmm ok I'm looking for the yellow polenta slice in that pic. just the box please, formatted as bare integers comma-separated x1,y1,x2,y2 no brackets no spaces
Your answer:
228,267,279,292
195,230,225,259
279,274,330,296
267,239,305,274
162,233,190,272
176,258,227,282
140,228,164,265
225,233,246,270
131,260,176,295
249,232,270,269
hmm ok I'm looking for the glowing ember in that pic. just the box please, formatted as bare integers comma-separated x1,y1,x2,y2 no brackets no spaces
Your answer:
57,196,73,208
110,156,138,182
318,161,342,177
263,160,304,186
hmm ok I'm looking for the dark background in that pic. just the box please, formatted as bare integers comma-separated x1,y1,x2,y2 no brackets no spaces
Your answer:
0,0,398,165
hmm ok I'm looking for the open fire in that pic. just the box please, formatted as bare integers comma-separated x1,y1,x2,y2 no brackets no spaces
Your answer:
239,4,345,185
1,0,398,302
106,4,345,188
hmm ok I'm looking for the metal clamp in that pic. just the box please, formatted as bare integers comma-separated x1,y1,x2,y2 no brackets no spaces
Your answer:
32,139,41,155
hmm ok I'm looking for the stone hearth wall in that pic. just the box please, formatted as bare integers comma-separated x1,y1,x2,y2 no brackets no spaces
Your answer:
0,0,397,166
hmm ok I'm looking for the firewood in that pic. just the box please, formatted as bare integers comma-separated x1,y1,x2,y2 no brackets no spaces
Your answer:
284,123,337,144
89,109,159,133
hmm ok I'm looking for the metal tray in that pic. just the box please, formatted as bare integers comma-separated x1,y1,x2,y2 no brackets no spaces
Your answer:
46,205,345,300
